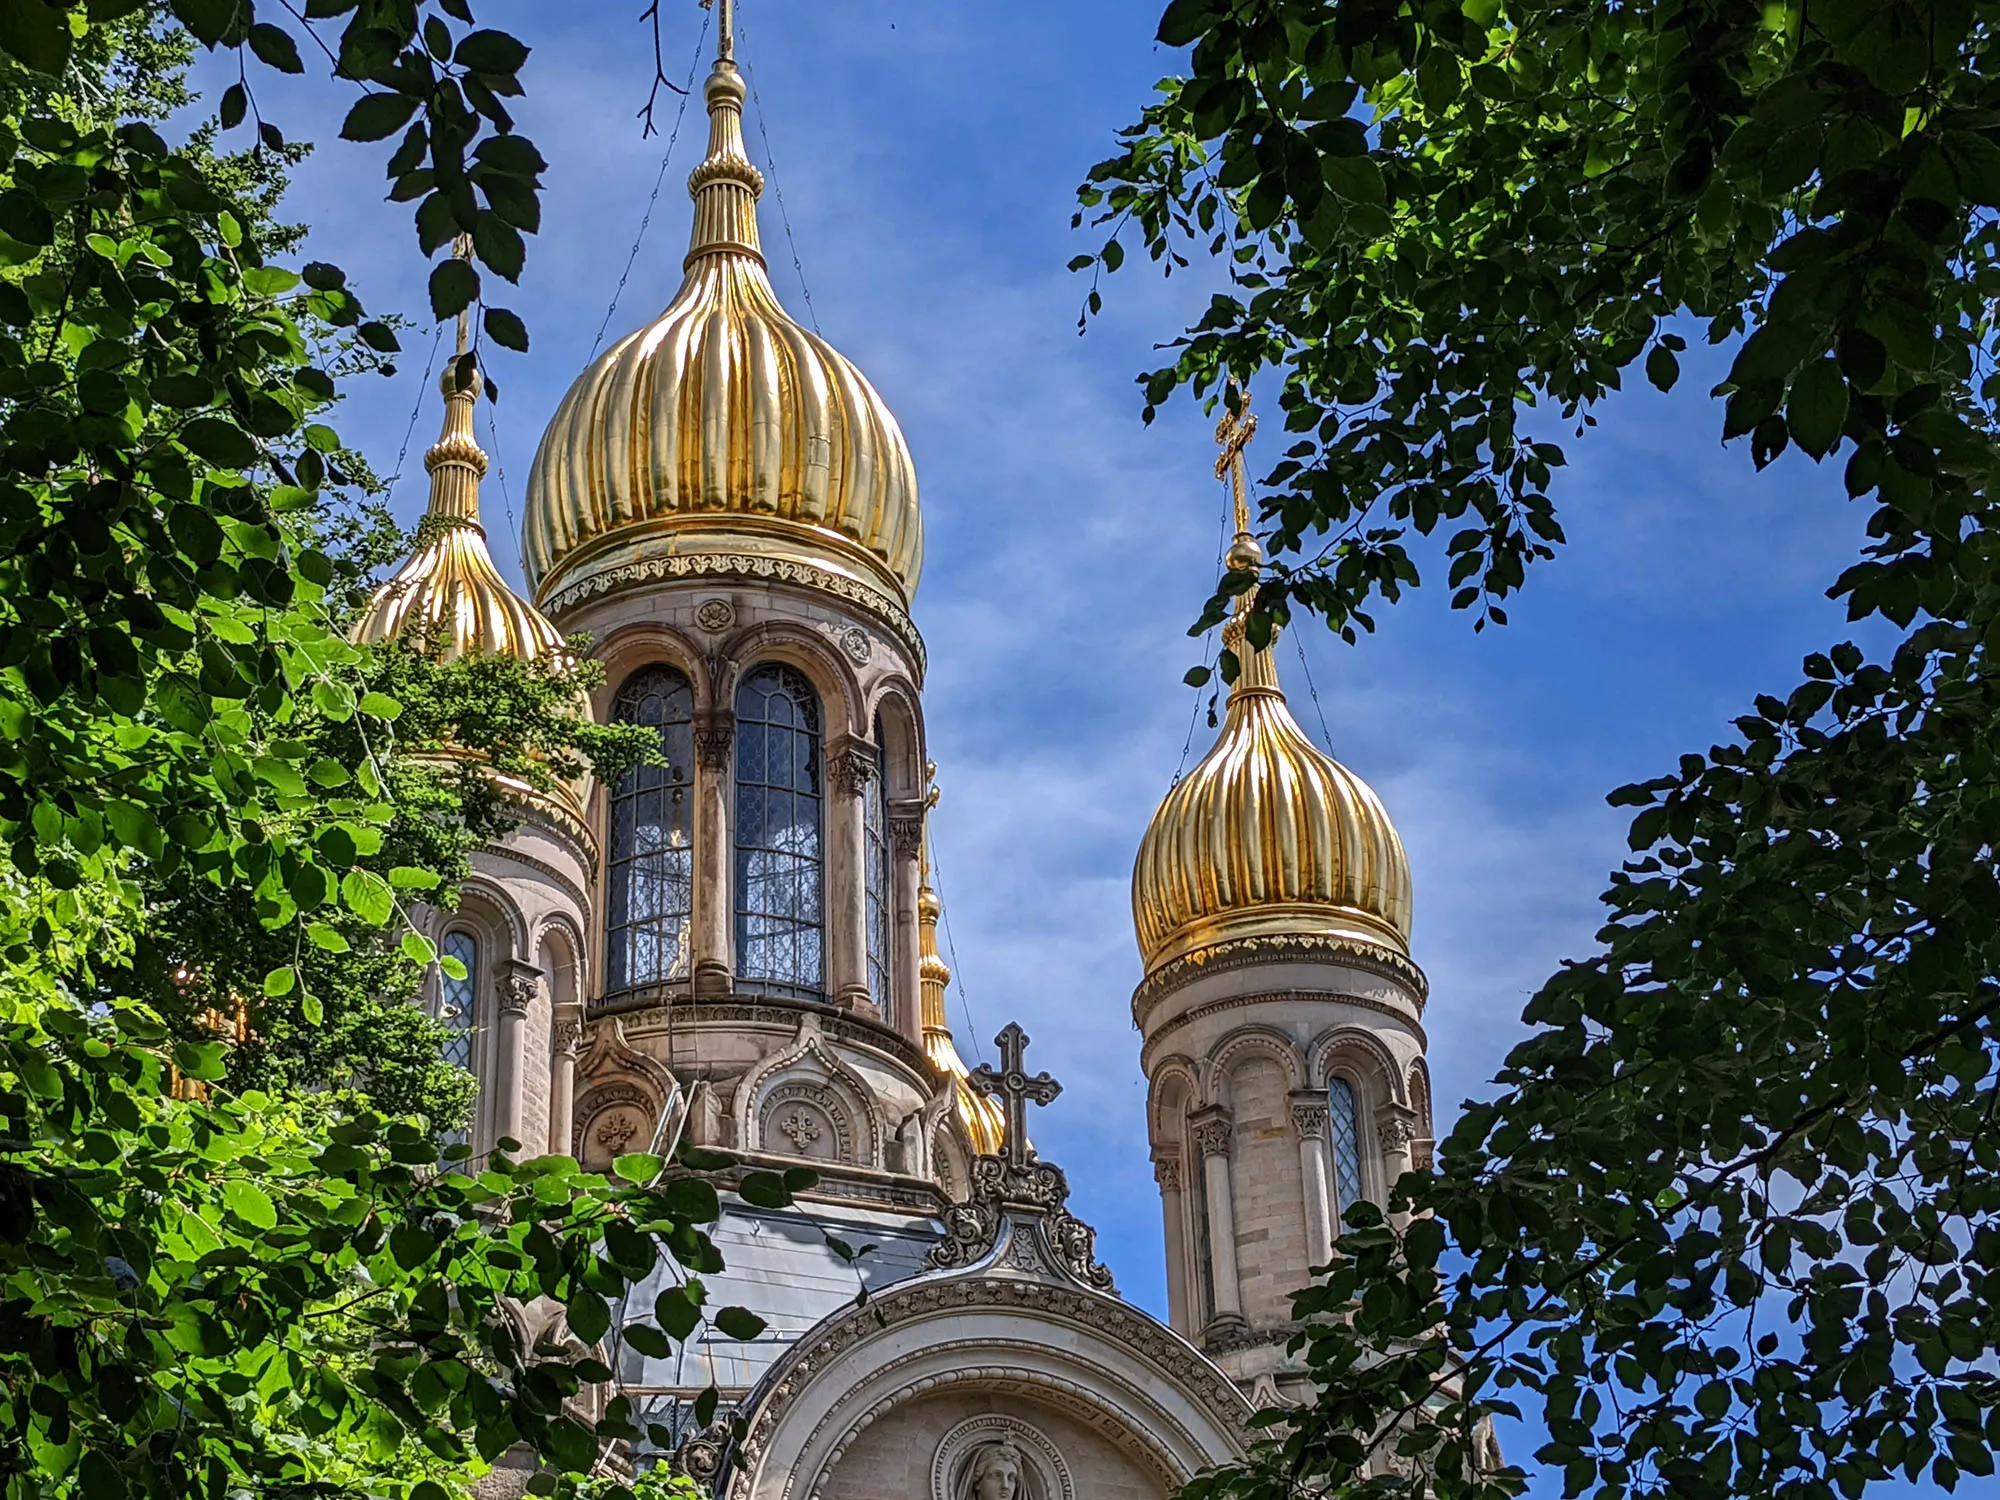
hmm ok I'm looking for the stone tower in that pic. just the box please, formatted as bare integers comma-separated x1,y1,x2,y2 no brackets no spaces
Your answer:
1129,399,1433,1405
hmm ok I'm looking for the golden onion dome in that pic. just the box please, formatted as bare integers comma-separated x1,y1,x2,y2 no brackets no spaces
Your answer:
353,364,567,665
1132,398,1412,978
520,41,922,618
919,836,1005,1156
353,356,590,832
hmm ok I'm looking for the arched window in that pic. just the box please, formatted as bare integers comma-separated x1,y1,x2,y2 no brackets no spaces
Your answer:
439,929,479,1148
734,664,824,999
606,665,696,994
1328,1076,1364,1229
863,720,891,1017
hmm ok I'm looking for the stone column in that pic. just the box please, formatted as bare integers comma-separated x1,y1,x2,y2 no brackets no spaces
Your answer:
1291,1093,1335,1266
825,734,876,1019
692,710,734,997
548,1007,584,1157
1377,1106,1419,1227
1191,1109,1243,1324
493,961,539,1152
1154,1150,1191,1335
889,807,925,1049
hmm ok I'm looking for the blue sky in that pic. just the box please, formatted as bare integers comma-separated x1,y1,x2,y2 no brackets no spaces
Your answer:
228,0,1875,1439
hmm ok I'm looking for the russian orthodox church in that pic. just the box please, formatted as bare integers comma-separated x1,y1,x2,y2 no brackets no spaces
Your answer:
355,14,1434,1499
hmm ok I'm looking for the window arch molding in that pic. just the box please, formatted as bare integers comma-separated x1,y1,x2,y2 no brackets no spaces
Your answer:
713,621,865,742
586,625,713,727
434,884,519,1154
867,679,927,801
604,662,699,996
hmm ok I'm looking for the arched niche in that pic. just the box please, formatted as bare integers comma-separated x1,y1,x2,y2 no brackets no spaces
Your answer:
717,619,867,741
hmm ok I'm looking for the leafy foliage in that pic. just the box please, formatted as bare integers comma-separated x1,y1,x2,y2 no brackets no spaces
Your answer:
1087,1,2000,1498
0,3,767,1498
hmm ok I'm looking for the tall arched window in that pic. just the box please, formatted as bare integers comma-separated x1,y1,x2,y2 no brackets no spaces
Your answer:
863,719,891,1016
1328,1076,1364,1230
734,664,824,999
607,665,695,994
439,929,478,1148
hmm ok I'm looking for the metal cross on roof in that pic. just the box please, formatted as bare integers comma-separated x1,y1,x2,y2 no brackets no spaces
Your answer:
968,1022,1060,1171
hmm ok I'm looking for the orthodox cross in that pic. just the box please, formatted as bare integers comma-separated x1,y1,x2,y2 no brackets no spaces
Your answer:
1213,388,1258,538
699,0,735,62
968,1022,1061,1171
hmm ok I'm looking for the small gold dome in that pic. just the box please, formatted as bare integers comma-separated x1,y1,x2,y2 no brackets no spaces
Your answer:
521,54,922,616
1133,626,1412,974
354,369,567,665
919,861,1005,1156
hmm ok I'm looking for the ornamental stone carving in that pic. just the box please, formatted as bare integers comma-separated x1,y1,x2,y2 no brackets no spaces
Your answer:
1290,1100,1329,1140
695,597,736,633
932,1415,1072,1500
889,817,925,857
1153,1155,1182,1192
1192,1116,1233,1158
1378,1116,1417,1151
694,712,734,771
551,1019,584,1059
827,741,876,797
838,625,872,665
496,965,538,1016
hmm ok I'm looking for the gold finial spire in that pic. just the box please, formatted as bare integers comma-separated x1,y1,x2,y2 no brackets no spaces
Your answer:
687,0,764,268
915,777,1005,1156
421,235,488,529
1213,388,1279,695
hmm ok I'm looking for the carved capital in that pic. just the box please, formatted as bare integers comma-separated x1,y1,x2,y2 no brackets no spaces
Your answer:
1378,1116,1418,1151
551,1017,585,1059
694,710,734,772
889,817,925,858
826,735,877,797
1191,1111,1233,1158
496,961,540,1017
1290,1098,1329,1140
1153,1153,1182,1193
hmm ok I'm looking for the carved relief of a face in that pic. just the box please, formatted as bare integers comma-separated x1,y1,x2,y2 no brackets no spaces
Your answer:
971,1444,1023,1500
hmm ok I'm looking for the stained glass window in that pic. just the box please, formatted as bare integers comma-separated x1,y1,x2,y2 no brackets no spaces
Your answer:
607,665,695,994
863,722,891,1018
1328,1076,1364,1229
439,929,478,1150
734,664,824,999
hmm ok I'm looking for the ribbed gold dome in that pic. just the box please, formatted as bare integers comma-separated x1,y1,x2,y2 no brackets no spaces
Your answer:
1133,396,1411,978
521,48,922,617
354,367,566,665
1132,623,1412,974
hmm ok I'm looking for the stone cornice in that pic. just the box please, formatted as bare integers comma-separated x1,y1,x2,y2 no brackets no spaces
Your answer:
1131,932,1428,1028
589,991,936,1085
542,551,927,681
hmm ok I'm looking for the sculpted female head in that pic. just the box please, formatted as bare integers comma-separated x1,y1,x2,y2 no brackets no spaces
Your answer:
967,1441,1026,1500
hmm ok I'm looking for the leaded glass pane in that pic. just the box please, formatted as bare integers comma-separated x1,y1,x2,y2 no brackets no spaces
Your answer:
607,665,695,994
1329,1076,1364,1229
439,929,478,1150
734,665,823,1000
863,724,891,1017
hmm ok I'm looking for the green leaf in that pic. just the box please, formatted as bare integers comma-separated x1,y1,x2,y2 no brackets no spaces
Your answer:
713,1305,766,1341
737,1171,791,1209
359,691,403,720
222,1180,278,1231
566,1291,611,1346
0,0,73,76
263,966,297,997
455,28,528,74
1156,0,1212,47
1787,358,1849,459
306,922,350,954
613,1152,663,1184
341,92,422,143
1645,344,1680,392
177,417,259,470
247,22,304,73
624,1322,673,1359
655,1286,701,1340
340,869,395,926
483,306,528,352
429,258,479,321
402,931,438,965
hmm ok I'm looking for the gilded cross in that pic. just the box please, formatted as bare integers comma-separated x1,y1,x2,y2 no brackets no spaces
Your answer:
1213,388,1258,539
968,1022,1061,1171
699,0,735,62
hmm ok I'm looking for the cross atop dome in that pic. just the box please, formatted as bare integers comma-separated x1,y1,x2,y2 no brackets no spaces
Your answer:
968,1023,1060,1171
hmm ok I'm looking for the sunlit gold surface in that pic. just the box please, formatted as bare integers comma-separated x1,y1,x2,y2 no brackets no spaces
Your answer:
353,359,590,829
1132,395,1412,978
353,370,568,666
521,52,922,613
919,841,1005,1156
